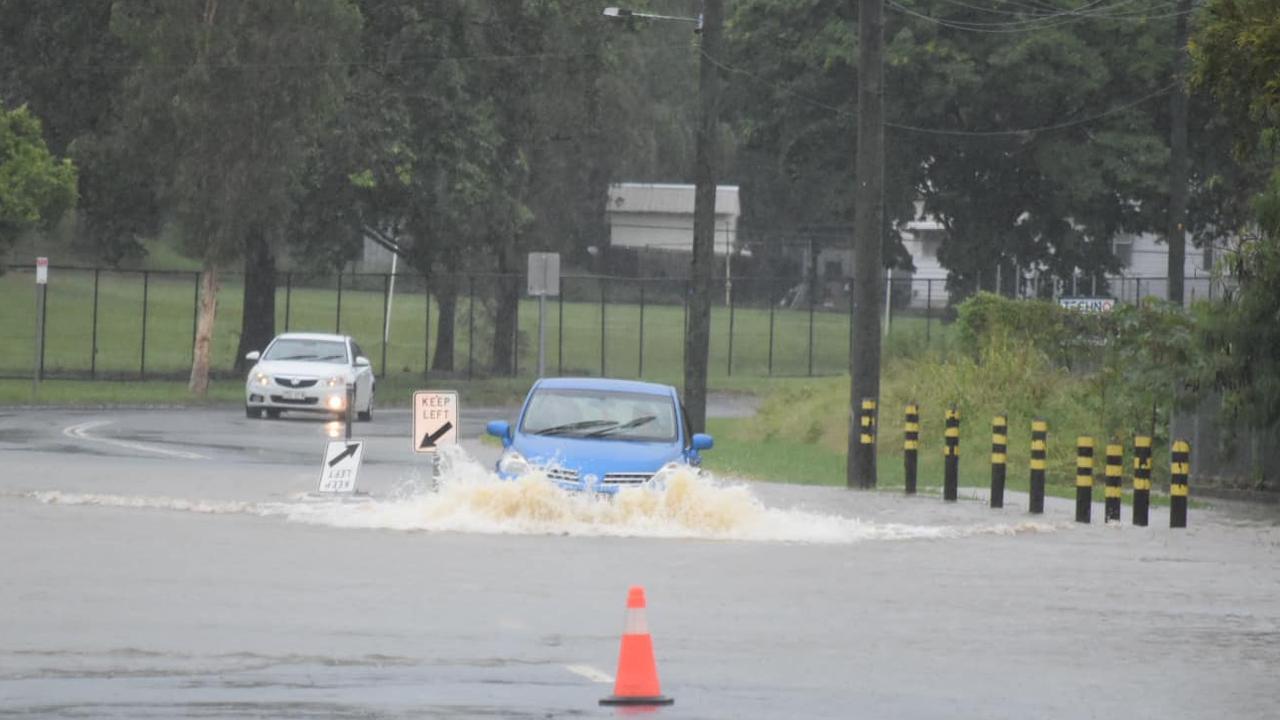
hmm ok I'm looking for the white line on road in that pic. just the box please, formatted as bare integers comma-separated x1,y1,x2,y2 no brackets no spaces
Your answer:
565,664,614,684
63,420,207,460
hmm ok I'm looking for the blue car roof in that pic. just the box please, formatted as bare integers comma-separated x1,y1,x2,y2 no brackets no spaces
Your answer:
531,377,677,398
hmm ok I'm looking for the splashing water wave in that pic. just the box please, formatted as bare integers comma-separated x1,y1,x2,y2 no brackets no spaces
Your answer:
27,448,1055,544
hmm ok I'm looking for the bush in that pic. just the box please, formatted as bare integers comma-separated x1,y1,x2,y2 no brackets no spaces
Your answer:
955,292,1103,368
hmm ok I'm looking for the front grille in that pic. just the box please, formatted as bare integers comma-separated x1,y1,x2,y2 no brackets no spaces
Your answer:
269,395,319,405
602,473,654,486
545,467,580,483
274,377,318,388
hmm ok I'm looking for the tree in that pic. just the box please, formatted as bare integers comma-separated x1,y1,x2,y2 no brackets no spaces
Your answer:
0,105,77,259
1192,0,1280,423
111,0,360,395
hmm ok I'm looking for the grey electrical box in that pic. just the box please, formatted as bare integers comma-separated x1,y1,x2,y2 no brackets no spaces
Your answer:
527,252,561,297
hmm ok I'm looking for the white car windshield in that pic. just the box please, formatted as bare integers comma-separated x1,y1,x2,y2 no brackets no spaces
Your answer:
263,339,348,364
520,389,677,442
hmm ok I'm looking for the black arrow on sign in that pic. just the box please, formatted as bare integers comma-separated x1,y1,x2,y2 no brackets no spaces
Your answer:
419,421,453,449
328,443,360,467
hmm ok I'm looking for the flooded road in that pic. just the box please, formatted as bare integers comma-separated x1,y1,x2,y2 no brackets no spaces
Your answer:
1,407,1278,718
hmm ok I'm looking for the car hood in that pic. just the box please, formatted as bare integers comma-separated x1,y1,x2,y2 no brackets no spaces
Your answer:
512,433,682,475
251,360,352,379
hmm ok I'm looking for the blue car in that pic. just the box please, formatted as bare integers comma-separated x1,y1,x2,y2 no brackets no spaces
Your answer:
485,377,714,495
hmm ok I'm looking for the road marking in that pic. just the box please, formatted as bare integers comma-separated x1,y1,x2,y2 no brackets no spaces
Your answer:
565,664,613,684
62,420,207,460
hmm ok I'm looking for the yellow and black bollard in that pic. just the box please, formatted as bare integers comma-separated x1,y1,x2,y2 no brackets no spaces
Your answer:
943,407,960,501
1075,436,1094,523
1029,420,1047,514
1104,443,1123,523
990,415,1008,508
1170,439,1190,528
1132,435,1153,526
904,403,919,495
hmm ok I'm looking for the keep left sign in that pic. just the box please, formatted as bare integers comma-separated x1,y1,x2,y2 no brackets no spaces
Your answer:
318,440,364,493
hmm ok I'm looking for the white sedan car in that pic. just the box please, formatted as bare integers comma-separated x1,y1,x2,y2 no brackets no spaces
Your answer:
243,332,375,420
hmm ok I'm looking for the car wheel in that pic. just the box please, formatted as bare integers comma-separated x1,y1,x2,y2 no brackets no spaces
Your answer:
245,406,262,419
265,408,281,419
357,400,372,422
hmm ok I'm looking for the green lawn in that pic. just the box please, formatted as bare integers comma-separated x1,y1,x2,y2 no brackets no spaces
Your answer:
0,268,953,382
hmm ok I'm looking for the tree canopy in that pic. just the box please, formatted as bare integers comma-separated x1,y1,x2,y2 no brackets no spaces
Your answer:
0,104,77,257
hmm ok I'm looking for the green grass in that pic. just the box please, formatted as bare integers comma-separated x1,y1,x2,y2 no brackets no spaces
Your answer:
0,269,955,384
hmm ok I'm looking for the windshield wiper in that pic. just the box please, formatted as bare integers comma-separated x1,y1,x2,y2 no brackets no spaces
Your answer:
585,415,656,437
531,419,617,436
277,354,318,360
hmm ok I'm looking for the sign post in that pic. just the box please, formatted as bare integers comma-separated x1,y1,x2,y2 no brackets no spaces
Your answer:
33,257,48,393
527,253,561,377
414,390,459,487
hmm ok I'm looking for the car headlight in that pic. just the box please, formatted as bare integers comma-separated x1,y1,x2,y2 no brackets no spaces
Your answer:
326,375,346,388
254,372,270,386
498,450,532,476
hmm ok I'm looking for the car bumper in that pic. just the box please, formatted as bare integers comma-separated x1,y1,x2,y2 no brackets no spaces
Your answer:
495,467,670,495
246,387,349,413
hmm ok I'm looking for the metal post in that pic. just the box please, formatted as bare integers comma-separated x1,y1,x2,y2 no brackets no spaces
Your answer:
538,293,547,378
39,283,47,380
284,272,292,332
140,271,149,378
558,288,564,377
335,271,343,333
33,282,46,390
727,276,735,376
380,273,390,377
1076,436,1094,523
90,269,100,380
904,403,919,494
1132,435,1152,526
1029,420,1047,514
767,277,776,376
943,407,960,501
807,275,815,377
883,268,892,336
991,415,1008,508
925,279,932,344
600,278,606,377
430,279,435,381
467,275,475,381
637,282,645,378
345,383,354,440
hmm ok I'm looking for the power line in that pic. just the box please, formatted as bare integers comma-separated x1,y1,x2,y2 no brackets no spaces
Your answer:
885,0,1195,33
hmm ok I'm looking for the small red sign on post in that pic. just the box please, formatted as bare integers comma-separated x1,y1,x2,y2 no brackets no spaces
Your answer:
35,257,48,285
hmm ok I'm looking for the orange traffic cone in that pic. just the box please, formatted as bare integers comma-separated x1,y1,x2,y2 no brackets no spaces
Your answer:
599,586,674,706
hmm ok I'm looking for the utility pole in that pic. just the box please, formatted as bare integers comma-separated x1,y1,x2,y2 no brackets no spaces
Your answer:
847,0,884,488
1166,0,1192,306
684,0,722,434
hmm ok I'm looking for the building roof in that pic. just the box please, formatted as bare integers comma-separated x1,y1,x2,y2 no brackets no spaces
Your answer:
607,183,740,218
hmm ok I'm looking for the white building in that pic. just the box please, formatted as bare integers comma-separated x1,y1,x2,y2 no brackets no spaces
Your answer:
605,183,741,256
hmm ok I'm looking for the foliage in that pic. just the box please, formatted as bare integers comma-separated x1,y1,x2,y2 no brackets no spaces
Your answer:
1192,0,1280,424
954,292,1101,367
0,104,77,258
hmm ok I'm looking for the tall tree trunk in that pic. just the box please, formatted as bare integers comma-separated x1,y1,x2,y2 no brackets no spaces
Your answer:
189,264,219,396
491,238,519,376
848,0,885,488
683,0,723,435
234,228,276,373
1166,0,1192,305
432,274,457,372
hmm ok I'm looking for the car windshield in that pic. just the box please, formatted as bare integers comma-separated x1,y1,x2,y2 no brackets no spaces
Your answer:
520,388,677,442
263,339,348,364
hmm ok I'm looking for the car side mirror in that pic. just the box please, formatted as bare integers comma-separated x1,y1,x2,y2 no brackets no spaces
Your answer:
691,433,713,451
486,420,512,447
354,356,371,367
244,351,260,362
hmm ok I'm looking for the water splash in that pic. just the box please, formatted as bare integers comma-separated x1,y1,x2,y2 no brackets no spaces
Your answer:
27,447,1055,544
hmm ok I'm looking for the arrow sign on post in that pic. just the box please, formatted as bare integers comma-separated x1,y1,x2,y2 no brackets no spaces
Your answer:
318,440,364,493
413,391,458,454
